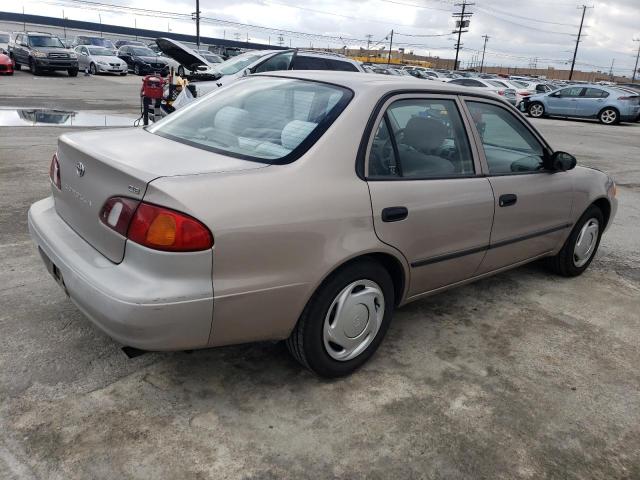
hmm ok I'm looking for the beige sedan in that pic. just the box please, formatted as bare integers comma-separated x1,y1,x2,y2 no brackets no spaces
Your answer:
28,71,617,377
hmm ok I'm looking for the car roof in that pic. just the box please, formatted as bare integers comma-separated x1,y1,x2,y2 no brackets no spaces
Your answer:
255,70,512,103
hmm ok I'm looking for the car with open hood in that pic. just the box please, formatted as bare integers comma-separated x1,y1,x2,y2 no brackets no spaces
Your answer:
155,37,221,78
28,71,617,377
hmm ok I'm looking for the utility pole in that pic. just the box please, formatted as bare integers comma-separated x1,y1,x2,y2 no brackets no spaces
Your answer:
632,39,640,83
608,58,615,81
365,34,373,62
99,14,102,37
453,2,474,70
387,30,394,65
62,10,66,40
134,18,137,40
192,0,201,48
569,5,591,81
479,34,489,73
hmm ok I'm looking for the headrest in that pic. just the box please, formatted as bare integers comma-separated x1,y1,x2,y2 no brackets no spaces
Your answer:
281,120,317,150
214,106,250,134
403,116,449,152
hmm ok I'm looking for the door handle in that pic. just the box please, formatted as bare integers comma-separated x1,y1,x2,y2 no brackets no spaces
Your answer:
499,194,517,207
381,206,408,222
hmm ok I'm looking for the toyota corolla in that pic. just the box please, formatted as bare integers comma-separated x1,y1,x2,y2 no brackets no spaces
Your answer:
28,72,617,377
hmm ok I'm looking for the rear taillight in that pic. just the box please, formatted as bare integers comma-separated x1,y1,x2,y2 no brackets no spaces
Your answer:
618,96,635,101
49,153,61,190
99,197,140,236
99,197,213,252
520,92,531,96
497,90,505,96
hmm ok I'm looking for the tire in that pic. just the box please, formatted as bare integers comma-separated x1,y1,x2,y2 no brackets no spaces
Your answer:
120,72,127,76
528,101,545,118
547,205,604,277
599,107,619,125
89,62,97,75
29,58,40,75
177,65,185,77
13,58,20,70
134,64,140,75
68,68,78,77
286,259,395,377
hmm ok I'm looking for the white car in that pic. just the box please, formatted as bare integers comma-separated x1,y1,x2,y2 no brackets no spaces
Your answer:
155,38,224,78
191,49,364,96
447,77,518,106
75,46,127,75
0,31,10,54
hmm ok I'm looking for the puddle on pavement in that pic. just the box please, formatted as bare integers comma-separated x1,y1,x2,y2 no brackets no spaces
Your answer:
0,108,138,127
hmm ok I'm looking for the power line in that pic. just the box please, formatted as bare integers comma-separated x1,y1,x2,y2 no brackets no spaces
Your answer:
474,5,578,28
473,6,574,36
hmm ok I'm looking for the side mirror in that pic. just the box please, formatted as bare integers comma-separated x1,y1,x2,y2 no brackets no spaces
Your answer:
242,68,251,77
547,151,576,171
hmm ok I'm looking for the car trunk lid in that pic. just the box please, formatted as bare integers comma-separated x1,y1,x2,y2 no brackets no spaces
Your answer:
53,128,267,263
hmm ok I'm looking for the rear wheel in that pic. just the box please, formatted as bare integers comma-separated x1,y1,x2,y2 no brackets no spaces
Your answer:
528,102,545,118
599,107,619,125
547,205,604,277
286,259,394,377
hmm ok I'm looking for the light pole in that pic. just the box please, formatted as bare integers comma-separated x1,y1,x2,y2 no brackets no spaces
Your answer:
632,39,640,84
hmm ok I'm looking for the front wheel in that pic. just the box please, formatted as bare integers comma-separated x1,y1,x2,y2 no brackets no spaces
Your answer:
120,71,127,76
12,58,20,70
68,68,78,77
528,101,545,118
547,205,604,277
286,259,395,377
177,65,185,77
599,108,619,125
29,59,40,75
134,64,140,75
89,62,97,75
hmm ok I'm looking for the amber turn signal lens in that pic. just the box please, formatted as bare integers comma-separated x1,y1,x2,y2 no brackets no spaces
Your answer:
146,213,177,246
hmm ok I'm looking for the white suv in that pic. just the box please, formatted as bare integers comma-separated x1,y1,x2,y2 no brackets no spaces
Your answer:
194,49,364,95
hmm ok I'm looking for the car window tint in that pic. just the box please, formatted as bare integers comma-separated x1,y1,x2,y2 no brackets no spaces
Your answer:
583,88,609,98
467,101,544,175
150,77,351,163
467,80,485,87
325,58,359,72
369,99,474,178
254,51,294,73
292,56,328,70
369,117,400,177
558,87,583,97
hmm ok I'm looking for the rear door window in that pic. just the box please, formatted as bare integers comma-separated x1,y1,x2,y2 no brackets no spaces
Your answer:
253,51,294,73
583,88,609,98
325,59,359,72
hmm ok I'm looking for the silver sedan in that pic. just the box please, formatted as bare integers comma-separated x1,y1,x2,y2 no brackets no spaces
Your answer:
28,72,617,377
75,45,127,75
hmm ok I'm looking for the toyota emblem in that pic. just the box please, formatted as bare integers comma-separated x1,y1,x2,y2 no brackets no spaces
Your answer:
75,161,85,177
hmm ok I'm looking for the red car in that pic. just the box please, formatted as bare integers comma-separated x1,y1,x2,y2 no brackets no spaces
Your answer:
0,53,14,75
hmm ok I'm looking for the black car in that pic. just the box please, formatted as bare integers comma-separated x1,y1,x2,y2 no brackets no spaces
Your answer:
117,45,169,76
10,32,79,76
114,40,146,49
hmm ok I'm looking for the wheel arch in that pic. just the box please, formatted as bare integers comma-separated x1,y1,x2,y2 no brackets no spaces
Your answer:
591,197,611,229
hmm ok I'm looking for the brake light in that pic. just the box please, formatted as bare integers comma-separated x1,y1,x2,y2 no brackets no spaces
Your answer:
99,197,213,251
520,92,531,96
49,153,61,190
618,96,635,101
128,203,213,252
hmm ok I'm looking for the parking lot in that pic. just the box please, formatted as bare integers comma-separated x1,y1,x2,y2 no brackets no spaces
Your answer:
1,70,640,479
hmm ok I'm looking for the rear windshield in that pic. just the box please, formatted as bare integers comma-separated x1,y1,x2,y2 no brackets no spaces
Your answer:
150,77,352,164
0,34,9,43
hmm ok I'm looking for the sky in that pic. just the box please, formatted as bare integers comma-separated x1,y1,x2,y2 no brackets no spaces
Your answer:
6,0,640,76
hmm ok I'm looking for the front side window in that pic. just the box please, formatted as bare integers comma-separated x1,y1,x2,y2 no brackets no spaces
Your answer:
556,87,583,98
150,77,352,163
467,101,544,174
254,51,294,73
368,99,474,179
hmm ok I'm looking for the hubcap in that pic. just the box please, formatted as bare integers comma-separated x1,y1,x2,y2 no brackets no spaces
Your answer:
601,110,616,124
531,104,543,117
323,279,385,362
573,218,599,267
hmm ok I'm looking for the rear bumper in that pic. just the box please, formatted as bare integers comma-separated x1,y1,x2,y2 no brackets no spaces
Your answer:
28,196,214,351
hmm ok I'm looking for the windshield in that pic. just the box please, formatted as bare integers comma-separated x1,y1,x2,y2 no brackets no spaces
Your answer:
88,47,114,56
215,51,268,75
202,53,222,63
150,77,352,163
129,47,156,56
29,36,64,48
80,37,114,48
0,34,9,43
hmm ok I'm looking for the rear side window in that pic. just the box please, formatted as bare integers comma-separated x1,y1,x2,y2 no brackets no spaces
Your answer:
368,99,474,179
326,59,359,72
583,88,609,98
293,56,328,70
150,77,352,164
